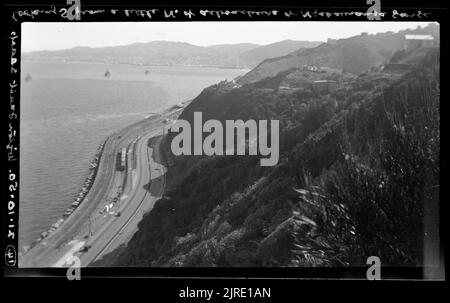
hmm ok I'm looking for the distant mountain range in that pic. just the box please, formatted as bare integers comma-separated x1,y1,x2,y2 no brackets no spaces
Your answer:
22,39,323,69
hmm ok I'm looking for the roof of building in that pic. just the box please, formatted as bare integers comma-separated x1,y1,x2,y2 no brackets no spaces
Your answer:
313,80,336,83
405,34,434,40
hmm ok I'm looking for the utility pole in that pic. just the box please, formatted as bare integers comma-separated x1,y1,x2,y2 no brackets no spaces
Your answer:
89,215,93,237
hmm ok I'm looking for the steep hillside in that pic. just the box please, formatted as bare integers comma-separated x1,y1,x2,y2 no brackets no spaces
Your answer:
238,24,439,84
106,47,439,267
207,43,260,56
237,40,323,67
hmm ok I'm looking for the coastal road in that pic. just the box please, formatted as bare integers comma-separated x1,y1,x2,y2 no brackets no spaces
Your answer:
19,114,168,268
78,131,166,266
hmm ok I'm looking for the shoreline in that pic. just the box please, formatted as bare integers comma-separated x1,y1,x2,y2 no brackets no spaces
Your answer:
21,58,252,71
20,102,186,257
22,139,107,255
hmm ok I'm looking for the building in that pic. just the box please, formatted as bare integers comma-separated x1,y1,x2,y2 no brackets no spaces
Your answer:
327,38,337,44
404,35,435,52
311,80,337,94
382,63,414,74
302,65,319,72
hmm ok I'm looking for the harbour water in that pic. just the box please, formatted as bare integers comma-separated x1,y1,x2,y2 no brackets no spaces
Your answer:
19,60,247,252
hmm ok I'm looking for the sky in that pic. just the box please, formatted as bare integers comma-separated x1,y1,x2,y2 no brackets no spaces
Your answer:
22,21,432,52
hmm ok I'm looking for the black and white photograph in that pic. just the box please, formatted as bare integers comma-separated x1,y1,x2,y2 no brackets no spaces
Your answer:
3,0,445,285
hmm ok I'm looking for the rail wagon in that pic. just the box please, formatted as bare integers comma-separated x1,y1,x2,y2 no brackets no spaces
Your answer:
129,141,137,170
116,147,127,171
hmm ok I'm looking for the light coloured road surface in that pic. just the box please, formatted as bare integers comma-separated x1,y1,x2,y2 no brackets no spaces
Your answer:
79,132,166,266
19,115,168,268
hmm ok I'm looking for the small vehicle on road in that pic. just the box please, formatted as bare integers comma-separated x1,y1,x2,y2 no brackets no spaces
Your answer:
79,245,92,253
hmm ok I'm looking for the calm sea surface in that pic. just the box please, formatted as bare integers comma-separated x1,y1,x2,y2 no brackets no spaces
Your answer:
19,60,247,251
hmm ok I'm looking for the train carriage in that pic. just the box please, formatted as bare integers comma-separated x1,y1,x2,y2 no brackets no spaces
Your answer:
116,147,127,171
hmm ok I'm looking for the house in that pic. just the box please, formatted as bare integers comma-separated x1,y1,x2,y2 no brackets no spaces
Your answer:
382,63,414,74
312,80,337,94
404,35,434,52
302,65,319,72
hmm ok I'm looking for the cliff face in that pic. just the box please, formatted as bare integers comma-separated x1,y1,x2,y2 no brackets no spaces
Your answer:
110,43,439,267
